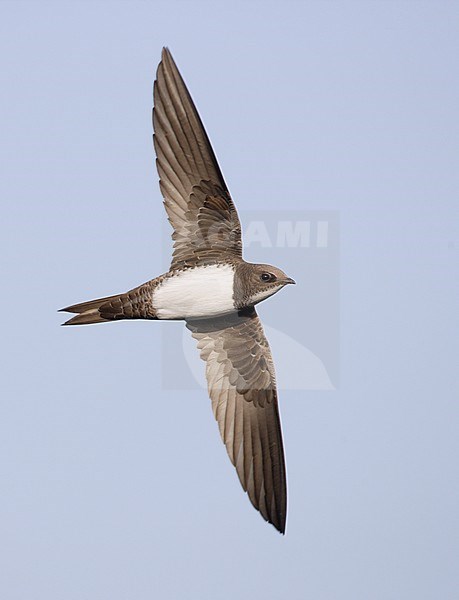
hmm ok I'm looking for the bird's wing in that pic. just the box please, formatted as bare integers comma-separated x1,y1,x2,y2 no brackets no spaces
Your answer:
186,308,287,533
153,48,242,269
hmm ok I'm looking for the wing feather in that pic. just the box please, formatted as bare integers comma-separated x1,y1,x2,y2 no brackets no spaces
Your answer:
186,308,287,533
153,48,243,268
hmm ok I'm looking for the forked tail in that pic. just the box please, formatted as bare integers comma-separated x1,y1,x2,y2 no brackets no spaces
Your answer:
59,281,157,325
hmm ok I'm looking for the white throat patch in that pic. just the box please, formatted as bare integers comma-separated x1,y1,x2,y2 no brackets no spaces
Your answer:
249,285,284,306
153,264,235,319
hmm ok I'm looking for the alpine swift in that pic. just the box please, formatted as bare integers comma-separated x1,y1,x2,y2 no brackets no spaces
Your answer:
60,48,295,534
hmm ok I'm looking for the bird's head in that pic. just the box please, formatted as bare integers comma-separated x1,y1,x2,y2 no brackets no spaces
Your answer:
234,262,295,309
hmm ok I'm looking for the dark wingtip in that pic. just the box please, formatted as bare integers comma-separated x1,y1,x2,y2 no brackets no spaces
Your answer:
275,521,286,535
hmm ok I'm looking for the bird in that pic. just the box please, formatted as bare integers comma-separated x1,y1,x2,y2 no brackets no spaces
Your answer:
60,48,295,534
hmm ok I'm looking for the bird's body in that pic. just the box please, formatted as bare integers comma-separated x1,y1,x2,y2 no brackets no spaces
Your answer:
61,48,295,534
64,260,293,324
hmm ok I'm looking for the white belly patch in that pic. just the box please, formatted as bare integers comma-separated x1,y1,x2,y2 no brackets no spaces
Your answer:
153,265,235,319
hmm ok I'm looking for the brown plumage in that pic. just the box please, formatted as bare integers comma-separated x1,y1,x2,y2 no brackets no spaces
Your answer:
60,280,160,325
60,48,295,534
187,308,287,533
154,50,242,270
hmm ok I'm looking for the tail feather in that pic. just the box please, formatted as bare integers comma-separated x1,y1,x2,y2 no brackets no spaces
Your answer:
60,293,122,315
61,309,108,326
60,281,158,326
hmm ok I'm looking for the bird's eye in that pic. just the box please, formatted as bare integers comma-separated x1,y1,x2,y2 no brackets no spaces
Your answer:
261,272,273,282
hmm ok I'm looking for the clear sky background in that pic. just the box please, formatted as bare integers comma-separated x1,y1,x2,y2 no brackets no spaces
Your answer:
1,2,458,599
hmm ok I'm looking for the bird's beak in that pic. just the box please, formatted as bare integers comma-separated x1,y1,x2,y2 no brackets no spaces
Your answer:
283,277,296,285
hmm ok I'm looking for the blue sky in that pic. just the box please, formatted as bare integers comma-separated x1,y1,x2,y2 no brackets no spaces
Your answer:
1,2,458,599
